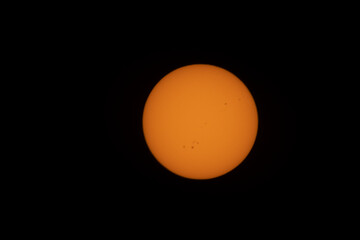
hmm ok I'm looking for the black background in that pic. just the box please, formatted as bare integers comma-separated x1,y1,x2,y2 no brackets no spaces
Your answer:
8,3,352,234
49,12,340,220
66,37,323,207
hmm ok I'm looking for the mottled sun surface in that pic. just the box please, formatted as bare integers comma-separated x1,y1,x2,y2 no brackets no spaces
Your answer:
143,64,258,179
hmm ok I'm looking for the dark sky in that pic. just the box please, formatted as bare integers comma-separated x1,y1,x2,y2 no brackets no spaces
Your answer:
58,22,335,217
10,4,350,233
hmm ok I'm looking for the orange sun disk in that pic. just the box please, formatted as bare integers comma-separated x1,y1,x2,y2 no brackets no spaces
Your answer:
142,64,258,180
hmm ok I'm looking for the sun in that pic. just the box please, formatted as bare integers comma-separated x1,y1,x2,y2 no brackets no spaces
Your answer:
142,64,258,180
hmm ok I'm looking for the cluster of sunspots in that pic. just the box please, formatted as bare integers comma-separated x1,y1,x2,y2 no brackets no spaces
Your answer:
182,140,200,150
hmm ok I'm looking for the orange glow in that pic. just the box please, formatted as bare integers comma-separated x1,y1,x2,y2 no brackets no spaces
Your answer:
142,64,258,180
